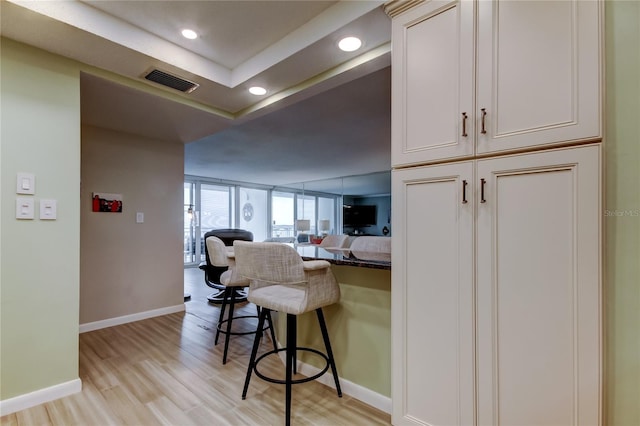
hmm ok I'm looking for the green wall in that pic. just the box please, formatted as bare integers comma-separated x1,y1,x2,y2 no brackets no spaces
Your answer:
281,265,392,397
605,1,640,424
0,39,81,399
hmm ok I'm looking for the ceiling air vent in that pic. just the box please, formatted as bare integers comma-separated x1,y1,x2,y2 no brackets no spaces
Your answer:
143,69,199,93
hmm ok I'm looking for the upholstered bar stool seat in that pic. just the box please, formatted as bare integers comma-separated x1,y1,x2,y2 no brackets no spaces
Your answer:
233,241,342,426
206,236,277,365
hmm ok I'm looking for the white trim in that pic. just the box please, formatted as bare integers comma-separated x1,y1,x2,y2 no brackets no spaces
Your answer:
277,352,392,414
0,378,82,416
8,0,383,89
79,304,185,333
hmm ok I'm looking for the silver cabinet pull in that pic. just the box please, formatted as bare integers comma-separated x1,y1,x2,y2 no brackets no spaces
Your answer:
481,108,487,134
462,112,468,137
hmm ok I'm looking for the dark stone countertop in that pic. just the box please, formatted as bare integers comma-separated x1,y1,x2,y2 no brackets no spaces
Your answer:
294,244,391,271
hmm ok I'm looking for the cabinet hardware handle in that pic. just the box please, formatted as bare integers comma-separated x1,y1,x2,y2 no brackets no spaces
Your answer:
480,178,487,203
462,180,468,204
461,112,468,137
481,108,487,134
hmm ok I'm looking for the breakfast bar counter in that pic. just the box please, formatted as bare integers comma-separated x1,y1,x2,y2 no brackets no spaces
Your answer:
268,242,392,408
293,244,391,270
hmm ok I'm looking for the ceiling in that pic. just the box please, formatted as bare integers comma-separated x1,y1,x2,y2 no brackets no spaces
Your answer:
0,0,392,194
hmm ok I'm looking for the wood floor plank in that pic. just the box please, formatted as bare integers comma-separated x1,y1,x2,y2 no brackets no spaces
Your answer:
0,414,18,426
99,384,160,425
184,404,249,426
14,405,49,426
64,378,122,426
105,358,164,406
145,396,198,426
78,339,120,391
160,360,234,411
135,359,202,411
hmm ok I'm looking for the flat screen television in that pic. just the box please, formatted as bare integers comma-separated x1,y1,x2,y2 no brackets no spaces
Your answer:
343,204,377,227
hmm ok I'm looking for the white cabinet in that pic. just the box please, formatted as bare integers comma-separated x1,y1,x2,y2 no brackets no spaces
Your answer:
389,1,604,423
391,160,475,426
475,0,602,155
391,145,602,425
391,0,475,166
391,0,602,167
475,146,602,426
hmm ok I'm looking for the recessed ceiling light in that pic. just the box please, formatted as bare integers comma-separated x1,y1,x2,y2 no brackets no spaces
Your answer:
181,29,198,40
338,36,362,52
249,86,267,96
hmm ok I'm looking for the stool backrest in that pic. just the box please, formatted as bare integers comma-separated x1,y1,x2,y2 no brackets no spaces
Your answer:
203,228,253,284
319,234,350,248
206,228,253,246
349,236,391,253
233,241,306,285
205,236,228,267
349,236,391,262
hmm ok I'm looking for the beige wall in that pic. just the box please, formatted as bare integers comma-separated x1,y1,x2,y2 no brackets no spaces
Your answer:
605,1,640,424
80,125,184,324
1,39,81,399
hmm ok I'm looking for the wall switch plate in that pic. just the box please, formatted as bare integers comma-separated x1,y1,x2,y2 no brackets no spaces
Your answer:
136,212,144,223
40,199,57,220
16,197,35,219
16,172,35,195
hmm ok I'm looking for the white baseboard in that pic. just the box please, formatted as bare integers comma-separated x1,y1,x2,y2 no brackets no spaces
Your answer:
79,304,185,333
277,351,392,414
0,378,82,416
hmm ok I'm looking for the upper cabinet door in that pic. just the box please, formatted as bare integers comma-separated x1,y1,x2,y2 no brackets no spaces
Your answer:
392,0,475,167
476,0,602,154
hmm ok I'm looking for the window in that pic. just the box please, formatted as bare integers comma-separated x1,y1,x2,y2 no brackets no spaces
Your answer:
272,191,294,238
317,196,336,234
185,179,341,265
297,194,316,234
239,187,268,242
184,182,195,263
184,182,235,266
200,184,233,231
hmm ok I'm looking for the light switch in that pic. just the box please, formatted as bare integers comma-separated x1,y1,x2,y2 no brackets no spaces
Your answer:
17,173,35,195
16,197,35,219
40,199,57,220
136,212,144,223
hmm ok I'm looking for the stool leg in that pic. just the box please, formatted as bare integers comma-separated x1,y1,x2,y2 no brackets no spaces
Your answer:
242,307,267,399
215,287,230,345
285,313,297,426
222,288,236,365
316,308,342,397
290,313,297,375
265,310,278,352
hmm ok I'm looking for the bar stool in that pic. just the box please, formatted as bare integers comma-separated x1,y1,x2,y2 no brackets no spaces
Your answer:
206,236,277,365
233,241,342,426
201,229,253,303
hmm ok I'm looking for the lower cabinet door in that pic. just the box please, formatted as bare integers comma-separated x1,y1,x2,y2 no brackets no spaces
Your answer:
391,161,475,425
476,145,602,426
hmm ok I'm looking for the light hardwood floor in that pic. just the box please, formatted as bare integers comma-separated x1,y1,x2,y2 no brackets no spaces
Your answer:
1,267,391,426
